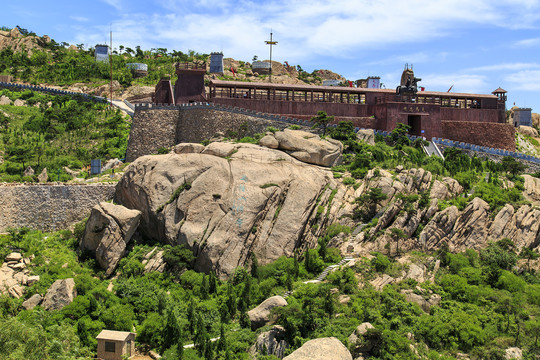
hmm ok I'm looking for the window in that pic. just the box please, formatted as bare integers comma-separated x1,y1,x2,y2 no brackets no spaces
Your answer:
105,341,116,353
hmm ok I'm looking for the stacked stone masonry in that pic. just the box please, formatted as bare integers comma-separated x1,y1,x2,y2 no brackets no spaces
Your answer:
0,184,115,232
126,105,307,161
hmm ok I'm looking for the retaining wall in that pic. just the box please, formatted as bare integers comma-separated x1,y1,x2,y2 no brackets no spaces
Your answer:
0,184,115,232
126,103,311,161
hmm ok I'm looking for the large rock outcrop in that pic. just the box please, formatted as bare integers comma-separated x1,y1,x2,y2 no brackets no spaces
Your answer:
249,325,289,358
80,202,141,276
115,143,336,277
283,337,352,360
42,278,76,311
247,295,288,330
260,129,343,167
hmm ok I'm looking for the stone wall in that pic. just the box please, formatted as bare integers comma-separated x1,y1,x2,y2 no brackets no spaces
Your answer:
441,120,516,151
126,105,308,161
176,108,291,144
0,184,115,232
126,108,180,162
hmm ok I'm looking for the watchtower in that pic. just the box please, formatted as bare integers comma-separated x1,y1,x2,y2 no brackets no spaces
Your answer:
209,52,224,74
174,63,207,104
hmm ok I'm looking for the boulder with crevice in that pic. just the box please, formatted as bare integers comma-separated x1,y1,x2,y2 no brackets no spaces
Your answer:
273,129,343,167
42,278,76,311
249,325,289,358
80,202,141,276
115,146,335,278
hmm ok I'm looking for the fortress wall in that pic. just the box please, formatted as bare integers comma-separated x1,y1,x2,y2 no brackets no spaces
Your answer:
441,121,515,151
441,108,502,123
175,108,291,143
0,184,115,232
126,108,180,162
127,107,310,161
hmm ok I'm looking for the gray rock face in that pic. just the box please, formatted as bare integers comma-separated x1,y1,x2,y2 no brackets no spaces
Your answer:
248,296,288,330
400,289,441,312
173,143,205,154
115,146,335,278
356,129,375,145
348,322,375,353
259,134,280,149
38,168,48,183
250,325,289,358
80,202,141,276
283,337,352,360
505,347,522,360
272,129,343,167
42,278,76,311
22,294,43,310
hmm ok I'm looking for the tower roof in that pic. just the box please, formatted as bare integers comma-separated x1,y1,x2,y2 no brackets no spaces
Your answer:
492,87,507,94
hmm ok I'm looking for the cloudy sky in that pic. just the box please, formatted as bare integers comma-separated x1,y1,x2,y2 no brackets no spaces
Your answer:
2,0,540,110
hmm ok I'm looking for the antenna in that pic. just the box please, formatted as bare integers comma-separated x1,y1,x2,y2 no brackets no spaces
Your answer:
265,29,278,83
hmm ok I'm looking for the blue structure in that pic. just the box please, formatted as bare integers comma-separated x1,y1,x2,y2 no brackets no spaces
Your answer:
209,52,224,74
95,45,109,63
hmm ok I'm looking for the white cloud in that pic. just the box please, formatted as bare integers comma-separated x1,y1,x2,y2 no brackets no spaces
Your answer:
420,73,488,93
504,70,540,91
70,0,540,65
100,0,122,10
69,16,88,22
514,37,540,47
468,63,540,72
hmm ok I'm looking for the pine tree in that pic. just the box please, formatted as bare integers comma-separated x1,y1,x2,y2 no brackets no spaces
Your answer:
293,252,300,280
226,281,236,318
187,297,195,335
250,252,259,279
286,271,293,291
208,271,218,294
201,274,209,300
163,306,181,351
216,323,227,352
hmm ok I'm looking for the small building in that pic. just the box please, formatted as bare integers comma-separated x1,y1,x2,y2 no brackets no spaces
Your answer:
96,330,135,360
0,75,12,83
95,44,110,63
514,108,532,127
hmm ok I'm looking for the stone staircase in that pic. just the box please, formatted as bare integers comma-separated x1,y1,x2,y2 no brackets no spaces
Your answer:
283,257,354,298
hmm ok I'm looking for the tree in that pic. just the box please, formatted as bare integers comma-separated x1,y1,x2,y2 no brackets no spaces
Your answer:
501,156,527,177
201,274,209,300
520,247,539,272
251,252,259,279
388,123,411,149
389,228,407,256
216,323,227,352
163,306,181,352
355,187,388,220
311,110,334,136
208,271,218,294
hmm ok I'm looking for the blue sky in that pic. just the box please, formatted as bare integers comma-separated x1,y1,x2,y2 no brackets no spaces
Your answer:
2,0,540,111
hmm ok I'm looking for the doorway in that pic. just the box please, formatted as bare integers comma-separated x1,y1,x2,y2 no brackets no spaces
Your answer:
407,115,422,136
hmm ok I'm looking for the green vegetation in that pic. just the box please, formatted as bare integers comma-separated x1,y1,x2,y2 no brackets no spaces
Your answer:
0,88,129,182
